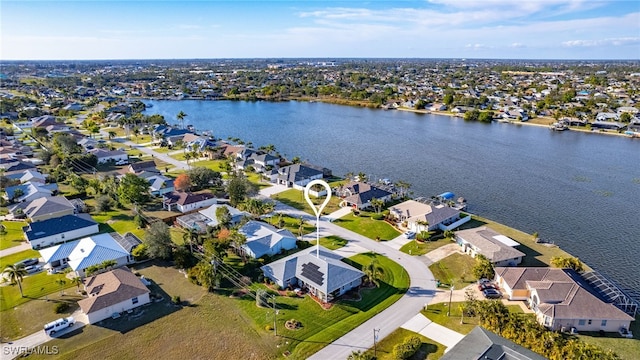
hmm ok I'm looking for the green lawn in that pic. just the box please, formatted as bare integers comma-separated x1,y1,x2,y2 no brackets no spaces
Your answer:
334,213,400,241
428,252,477,289
0,221,28,250
149,146,171,153
266,214,316,237
191,159,227,172
0,293,82,341
422,302,526,335
271,188,342,216
236,253,410,359
400,236,451,256
0,266,77,311
577,314,640,360
318,235,348,250
363,327,445,360
0,249,40,269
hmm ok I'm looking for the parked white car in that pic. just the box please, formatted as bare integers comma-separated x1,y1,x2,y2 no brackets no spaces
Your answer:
404,231,416,239
44,317,75,336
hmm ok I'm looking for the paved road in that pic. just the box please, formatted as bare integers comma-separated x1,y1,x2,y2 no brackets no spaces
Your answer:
257,196,437,360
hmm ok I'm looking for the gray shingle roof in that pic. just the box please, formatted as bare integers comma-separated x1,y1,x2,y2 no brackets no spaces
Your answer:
78,267,149,314
441,326,546,360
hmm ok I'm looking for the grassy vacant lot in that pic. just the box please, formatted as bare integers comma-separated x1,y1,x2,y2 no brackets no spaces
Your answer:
267,214,316,237
191,158,227,172
462,215,580,268
334,213,401,241
236,253,409,359
577,315,640,360
90,204,146,239
0,293,82,341
428,253,477,289
271,188,342,216
422,302,525,335
318,235,348,250
29,263,280,360
364,328,444,359
0,220,28,250
400,237,451,256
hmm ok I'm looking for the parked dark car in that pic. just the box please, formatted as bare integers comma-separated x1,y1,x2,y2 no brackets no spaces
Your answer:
478,283,498,291
483,289,502,299
15,258,39,267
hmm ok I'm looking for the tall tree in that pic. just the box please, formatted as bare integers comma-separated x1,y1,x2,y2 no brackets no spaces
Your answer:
174,173,192,192
363,259,384,287
176,111,187,130
215,206,232,228
2,264,27,297
144,221,173,259
117,173,150,205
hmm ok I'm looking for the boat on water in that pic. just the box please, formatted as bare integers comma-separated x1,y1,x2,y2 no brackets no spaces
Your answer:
550,122,569,131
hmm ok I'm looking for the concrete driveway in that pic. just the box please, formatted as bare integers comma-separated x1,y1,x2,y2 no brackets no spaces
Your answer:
1,309,87,360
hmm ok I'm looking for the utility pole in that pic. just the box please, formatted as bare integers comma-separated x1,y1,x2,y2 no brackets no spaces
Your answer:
272,296,278,336
373,328,380,358
447,285,454,316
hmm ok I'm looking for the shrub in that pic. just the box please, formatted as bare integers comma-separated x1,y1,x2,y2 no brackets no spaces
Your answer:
131,243,149,261
371,213,385,220
265,325,273,331
392,336,422,359
54,302,70,314
286,291,297,297
172,295,181,305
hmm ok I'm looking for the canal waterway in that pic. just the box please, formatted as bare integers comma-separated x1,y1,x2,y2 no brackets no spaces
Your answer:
143,100,640,294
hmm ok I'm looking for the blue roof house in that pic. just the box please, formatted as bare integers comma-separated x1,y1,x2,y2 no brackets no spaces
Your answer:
23,214,99,249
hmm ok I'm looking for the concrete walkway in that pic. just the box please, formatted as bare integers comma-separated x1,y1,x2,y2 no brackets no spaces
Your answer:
425,243,462,263
400,313,465,349
257,184,290,197
324,207,352,222
385,234,413,250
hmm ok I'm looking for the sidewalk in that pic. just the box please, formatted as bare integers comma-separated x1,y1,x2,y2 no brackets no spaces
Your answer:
400,313,464,349
385,234,412,250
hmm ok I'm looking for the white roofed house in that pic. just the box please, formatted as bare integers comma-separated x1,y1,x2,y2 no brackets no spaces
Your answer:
39,233,141,277
261,246,364,303
454,226,525,266
238,220,297,259
89,148,128,164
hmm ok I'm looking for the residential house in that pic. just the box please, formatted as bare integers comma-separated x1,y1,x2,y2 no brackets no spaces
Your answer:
78,267,150,324
5,169,47,184
10,195,75,222
337,182,393,210
261,246,364,303
127,160,158,174
39,233,141,277
454,226,525,266
276,163,324,189
0,160,36,174
138,172,174,196
238,220,297,259
429,103,447,111
23,214,99,249
495,267,635,332
162,191,217,213
176,203,247,233
388,200,468,232
3,181,57,203
440,326,546,360
30,115,57,128
89,148,129,164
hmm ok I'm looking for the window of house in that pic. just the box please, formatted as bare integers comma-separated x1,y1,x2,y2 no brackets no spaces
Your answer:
132,297,138,304
578,319,586,326
601,320,607,327
588,319,592,325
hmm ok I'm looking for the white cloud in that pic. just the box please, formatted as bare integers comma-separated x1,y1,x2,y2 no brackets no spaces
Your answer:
511,42,525,48
562,37,640,47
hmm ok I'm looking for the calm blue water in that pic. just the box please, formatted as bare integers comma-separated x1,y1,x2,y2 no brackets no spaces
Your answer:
144,100,640,293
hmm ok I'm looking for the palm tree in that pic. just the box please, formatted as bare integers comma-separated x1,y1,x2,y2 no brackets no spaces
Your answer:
71,276,83,293
363,259,384,287
3,264,28,297
176,111,187,129
55,278,67,296
183,228,200,253
229,230,248,264
357,172,367,182
264,144,276,155
415,219,429,233
107,131,116,140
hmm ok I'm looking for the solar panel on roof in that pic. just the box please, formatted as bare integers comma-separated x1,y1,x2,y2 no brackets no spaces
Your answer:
301,262,324,286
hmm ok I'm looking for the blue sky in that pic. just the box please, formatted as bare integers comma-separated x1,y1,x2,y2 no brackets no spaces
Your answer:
1,0,639,60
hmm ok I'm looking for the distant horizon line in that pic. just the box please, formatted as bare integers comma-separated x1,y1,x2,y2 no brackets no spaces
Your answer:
1,57,639,63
